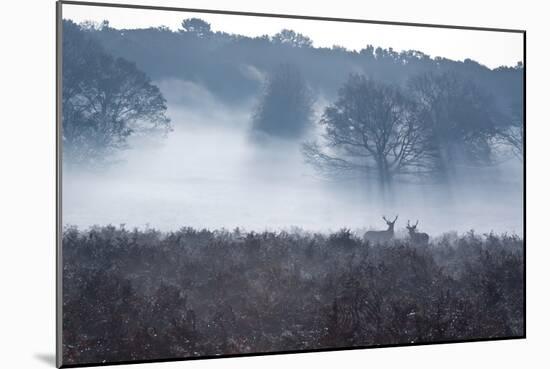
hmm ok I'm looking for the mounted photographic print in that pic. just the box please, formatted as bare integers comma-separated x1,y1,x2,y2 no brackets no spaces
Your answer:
56,1,525,367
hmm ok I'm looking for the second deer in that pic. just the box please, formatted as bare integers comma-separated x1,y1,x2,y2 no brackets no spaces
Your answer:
406,220,429,245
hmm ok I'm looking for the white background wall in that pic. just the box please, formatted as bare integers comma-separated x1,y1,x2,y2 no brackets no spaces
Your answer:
0,0,547,368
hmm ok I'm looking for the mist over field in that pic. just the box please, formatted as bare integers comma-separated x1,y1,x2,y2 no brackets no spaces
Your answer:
62,77,523,236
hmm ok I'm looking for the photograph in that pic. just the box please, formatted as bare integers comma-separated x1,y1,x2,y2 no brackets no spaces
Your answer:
58,2,524,366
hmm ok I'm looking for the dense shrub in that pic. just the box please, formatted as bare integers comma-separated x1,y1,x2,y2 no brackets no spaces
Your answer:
62,226,524,365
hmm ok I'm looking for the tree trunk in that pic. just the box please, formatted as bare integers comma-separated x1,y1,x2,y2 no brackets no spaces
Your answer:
377,158,393,204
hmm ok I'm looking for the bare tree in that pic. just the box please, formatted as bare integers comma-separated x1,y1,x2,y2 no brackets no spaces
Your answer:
303,75,434,193
497,102,524,160
501,127,523,160
407,72,502,179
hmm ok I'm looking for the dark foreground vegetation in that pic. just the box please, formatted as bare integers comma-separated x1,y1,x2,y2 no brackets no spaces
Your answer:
63,226,524,365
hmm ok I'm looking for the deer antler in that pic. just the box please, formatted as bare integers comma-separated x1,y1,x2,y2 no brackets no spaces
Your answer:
393,215,399,223
414,220,419,227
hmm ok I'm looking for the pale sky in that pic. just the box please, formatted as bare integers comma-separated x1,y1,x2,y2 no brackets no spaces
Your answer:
62,3,523,69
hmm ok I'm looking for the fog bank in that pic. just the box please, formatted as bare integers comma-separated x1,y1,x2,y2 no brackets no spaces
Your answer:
63,79,523,237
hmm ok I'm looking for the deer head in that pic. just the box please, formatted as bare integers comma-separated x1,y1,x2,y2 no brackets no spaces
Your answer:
382,215,398,231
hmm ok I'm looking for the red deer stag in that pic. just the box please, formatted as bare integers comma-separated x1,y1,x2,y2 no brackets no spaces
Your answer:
364,215,398,244
406,220,429,245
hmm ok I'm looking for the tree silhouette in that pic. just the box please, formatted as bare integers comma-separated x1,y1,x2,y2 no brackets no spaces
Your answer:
498,101,523,159
62,20,171,166
303,75,434,193
251,63,313,139
407,72,502,180
180,18,212,38
272,29,313,48
83,19,523,121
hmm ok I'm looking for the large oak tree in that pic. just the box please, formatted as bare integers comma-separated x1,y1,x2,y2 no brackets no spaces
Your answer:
303,75,435,193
